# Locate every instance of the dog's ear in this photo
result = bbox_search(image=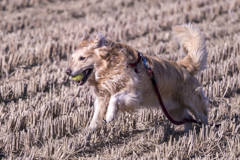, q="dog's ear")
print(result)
[92,34,110,59]
[93,34,107,48]
[81,32,90,41]
[95,47,109,59]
